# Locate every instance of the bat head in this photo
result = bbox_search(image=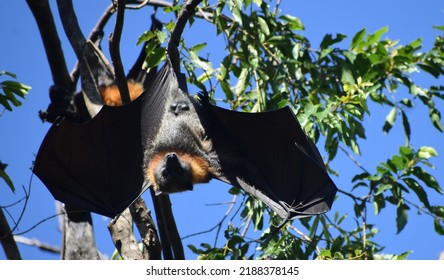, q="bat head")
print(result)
[151,152,194,195]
